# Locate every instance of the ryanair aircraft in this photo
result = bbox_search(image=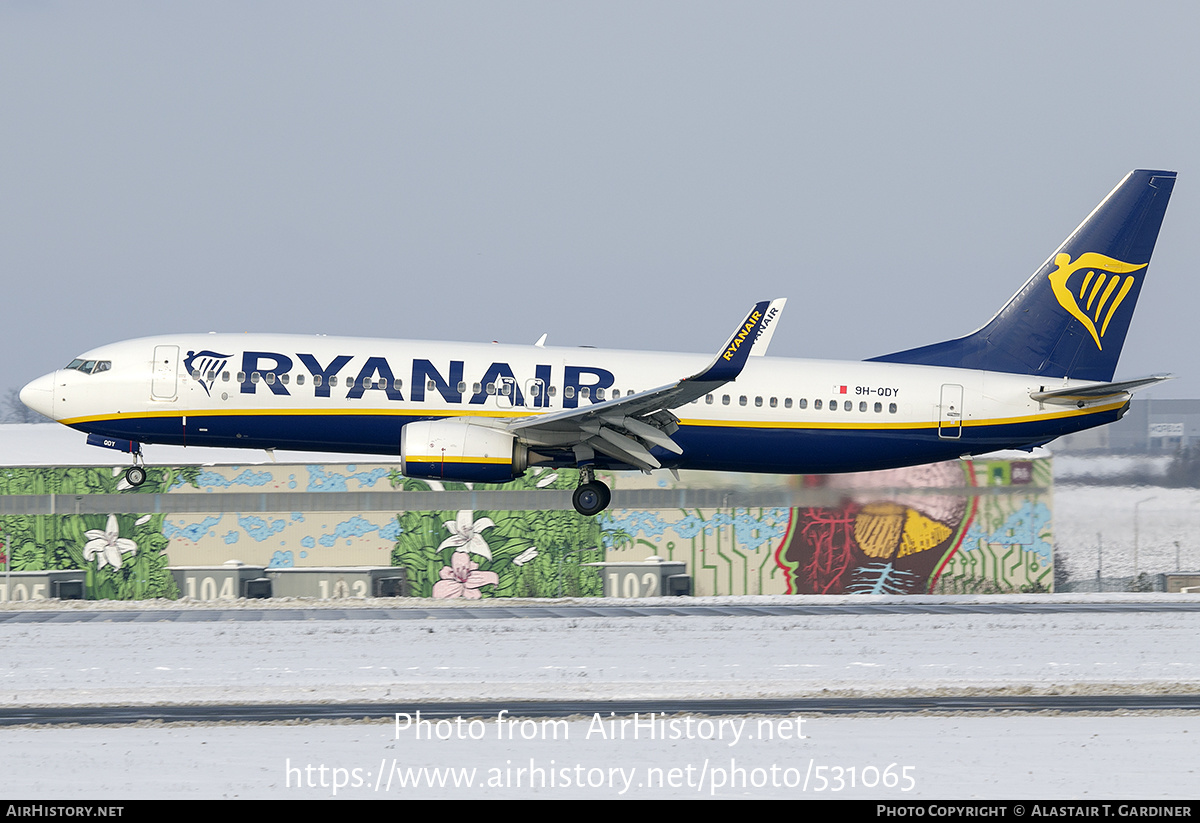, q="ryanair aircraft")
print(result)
[20,170,1176,515]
